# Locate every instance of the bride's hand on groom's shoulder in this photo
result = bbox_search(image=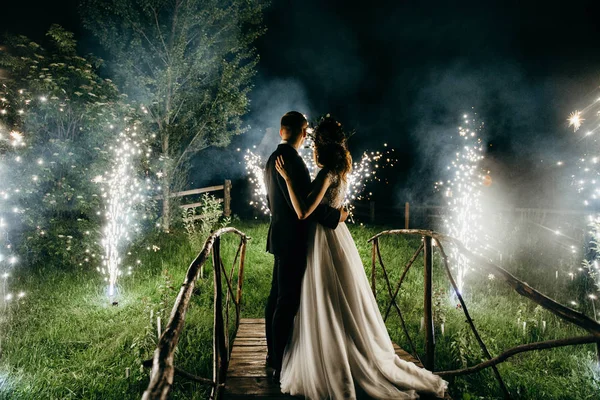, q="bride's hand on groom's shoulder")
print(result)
[275,155,292,181]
